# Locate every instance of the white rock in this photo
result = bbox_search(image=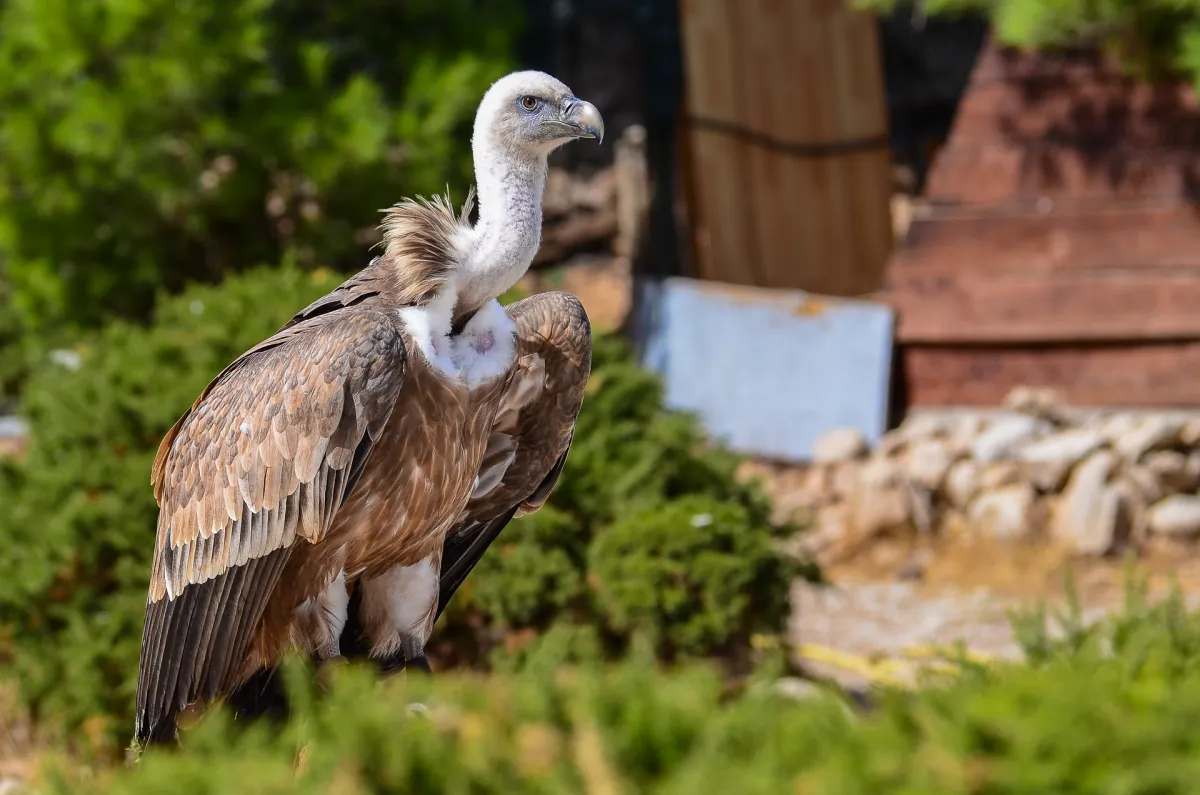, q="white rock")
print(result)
[1109,477,1148,547]
[1181,416,1200,447]
[812,427,869,464]
[1004,385,1070,424]
[944,459,981,509]
[1148,495,1200,537]
[1073,484,1131,556]
[967,484,1037,541]
[859,456,903,488]
[829,462,860,501]
[949,413,990,448]
[1016,429,1106,491]
[850,460,911,537]
[979,461,1022,490]
[1115,416,1184,462]
[877,430,907,458]
[1142,450,1197,495]
[907,483,935,533]
[797,503,852,560]
[1124,465,1165,505]
[1098,413,1138,443]
[896,413,954,440]
[1052,450,1118,554]
[903,439,957,490]
[971,415,1051,463]
[853,486,912,536]
[1018,429,1105,465]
